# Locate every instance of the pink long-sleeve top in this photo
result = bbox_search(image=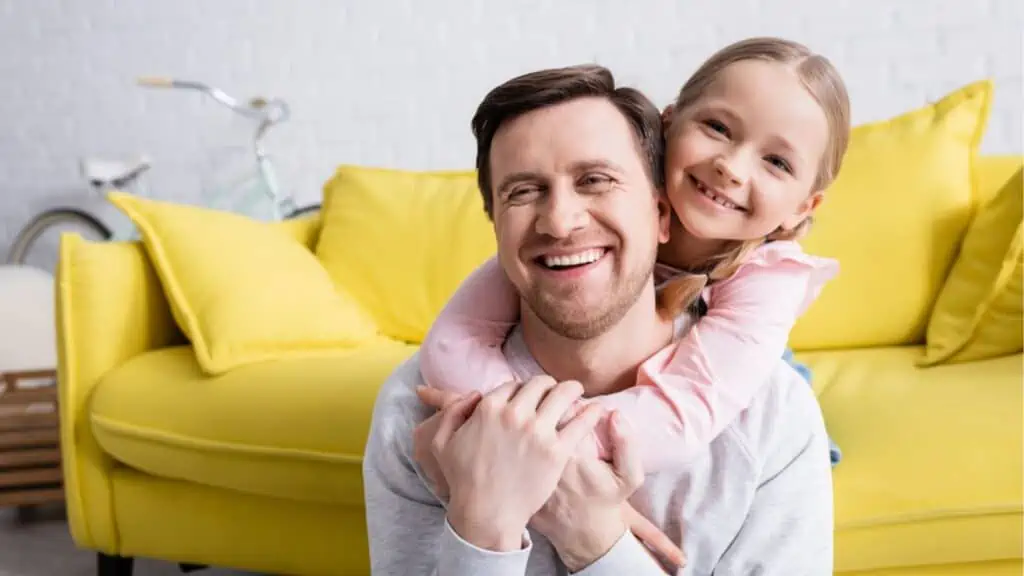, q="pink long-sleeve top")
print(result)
[418,240,838,471]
